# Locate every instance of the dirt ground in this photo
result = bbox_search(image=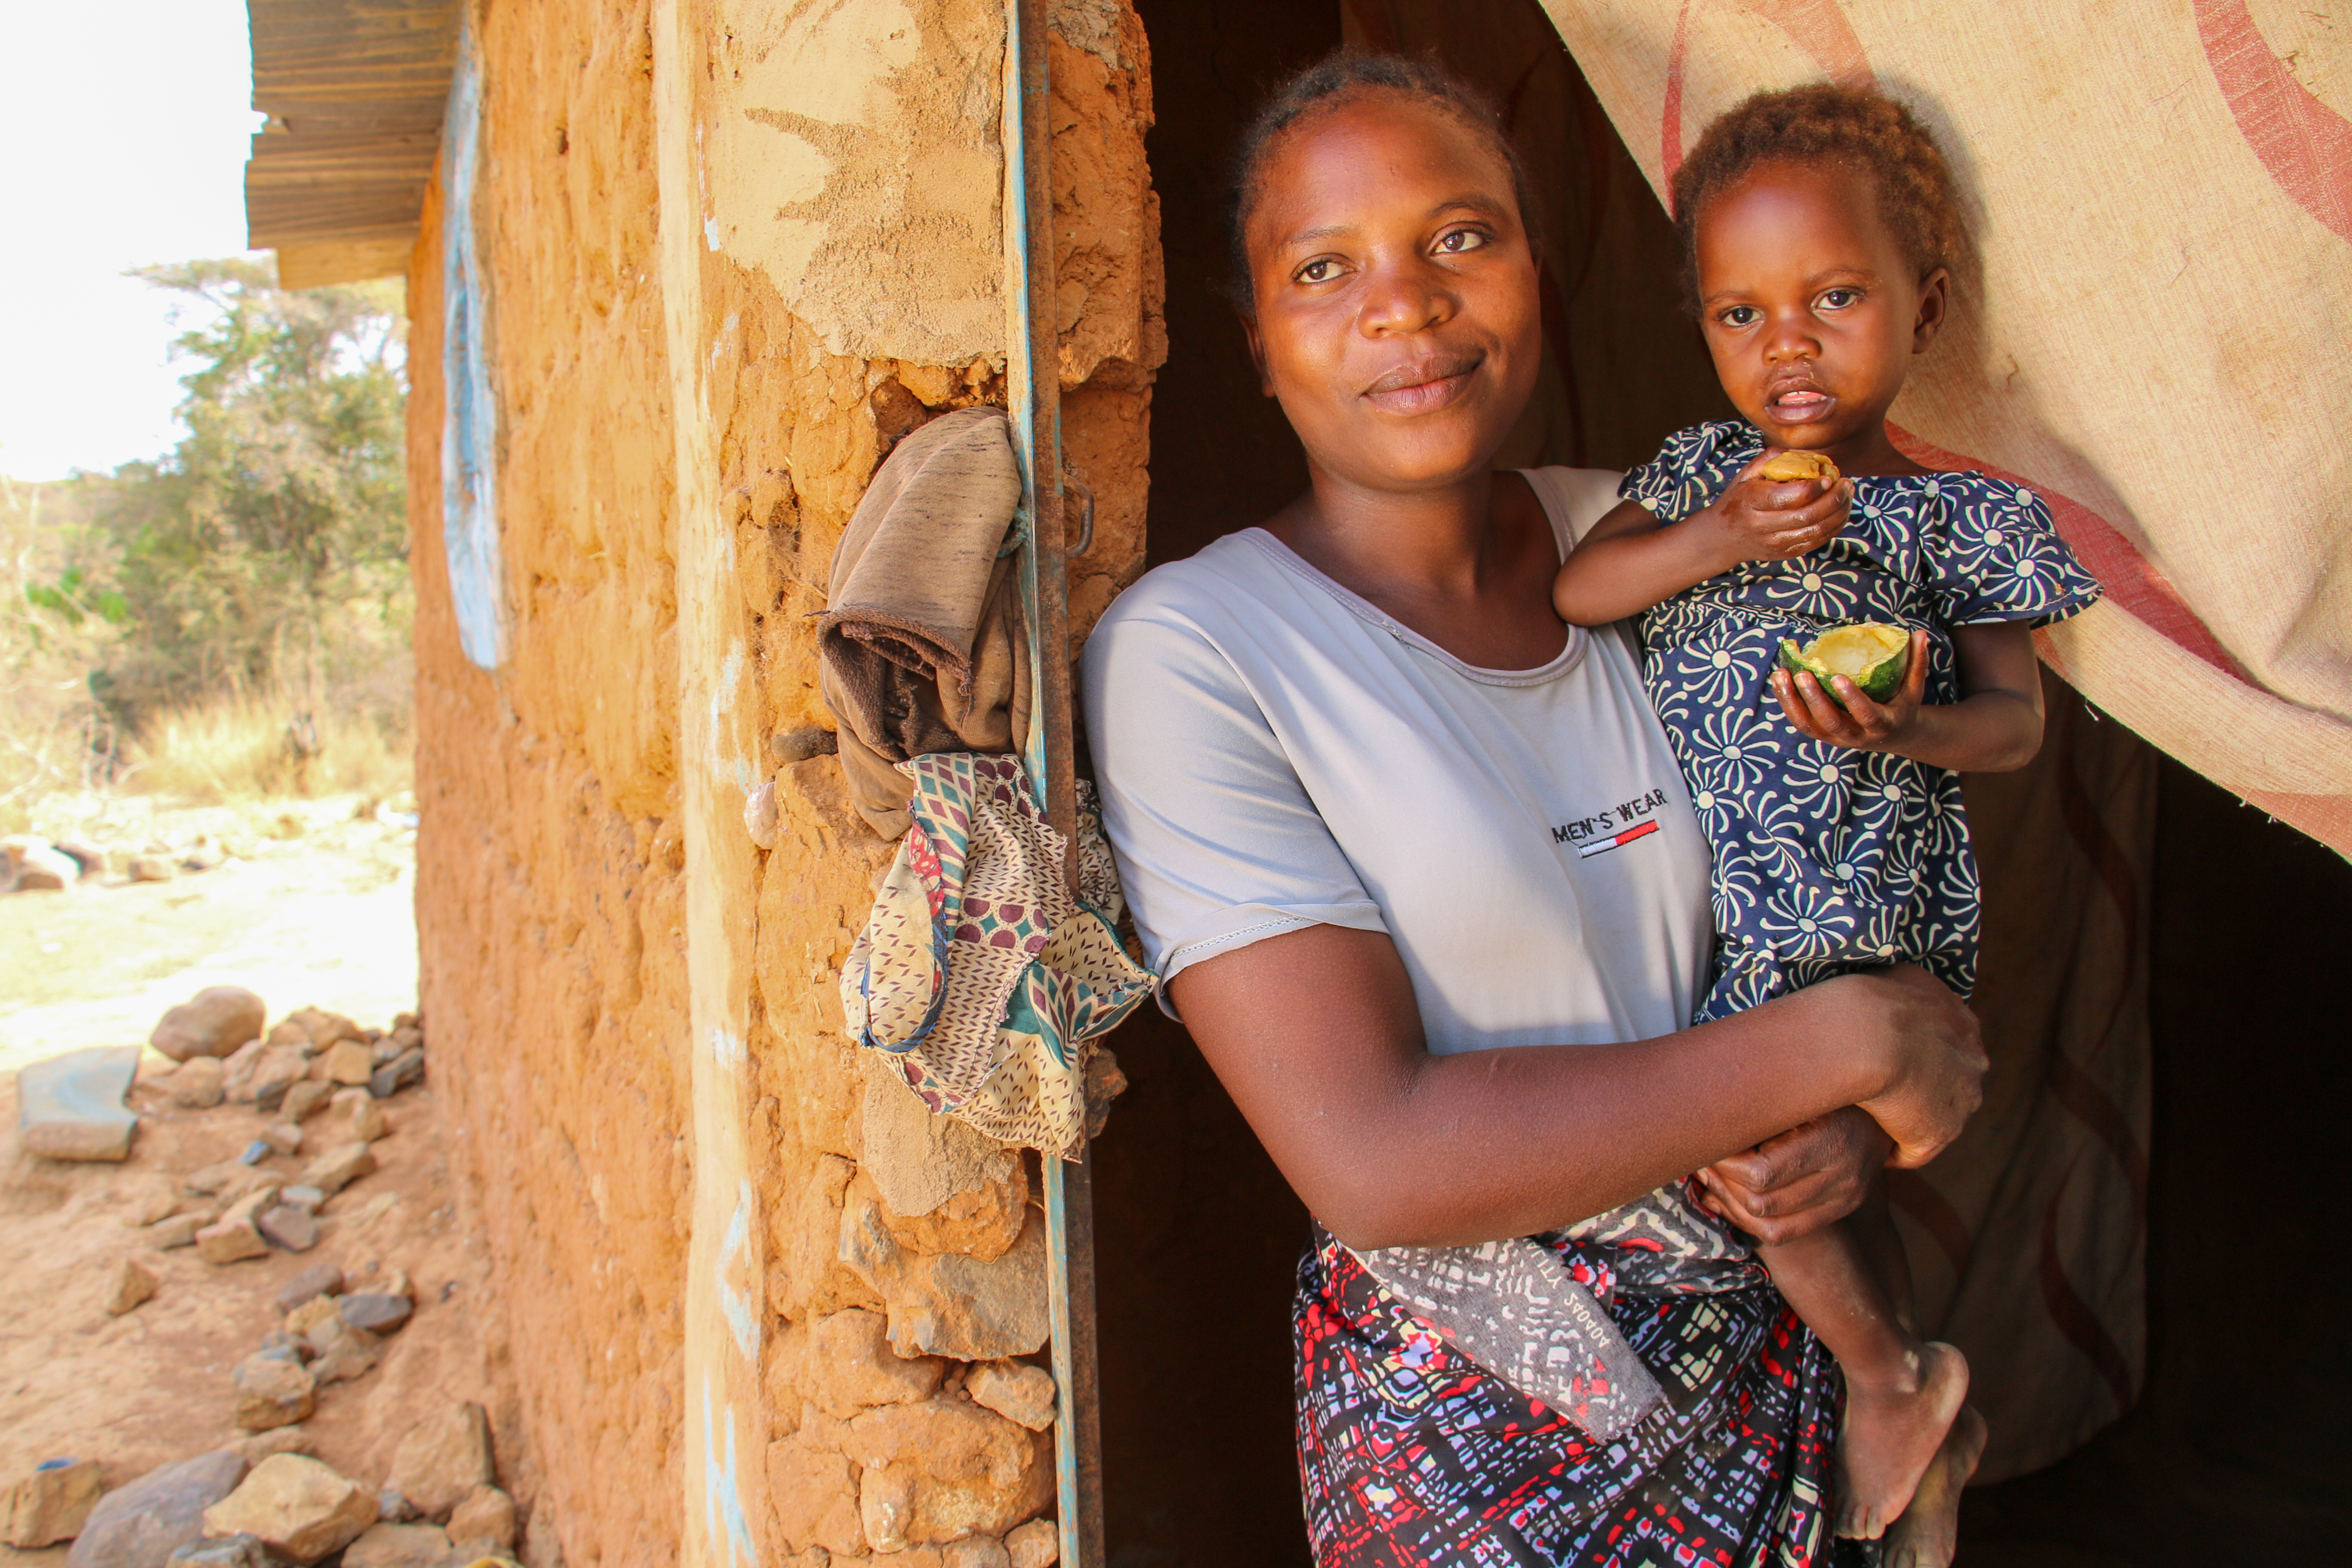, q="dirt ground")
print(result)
[0,794,418,1078]
[0,794,514,1559]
